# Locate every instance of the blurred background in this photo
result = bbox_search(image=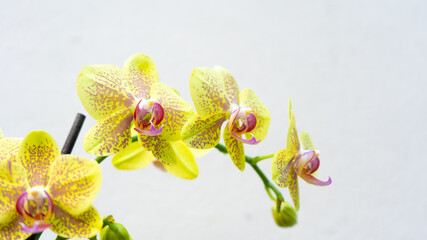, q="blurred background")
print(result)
[1,0,426,239]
